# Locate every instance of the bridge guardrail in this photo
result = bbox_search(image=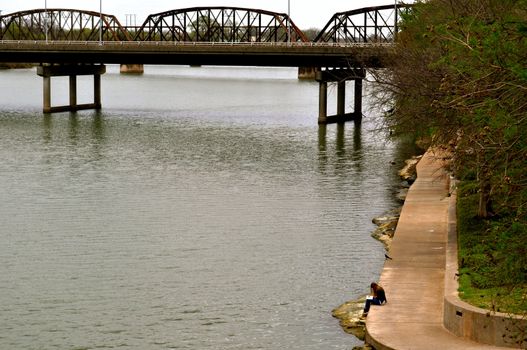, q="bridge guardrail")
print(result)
[0,40,394,48]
